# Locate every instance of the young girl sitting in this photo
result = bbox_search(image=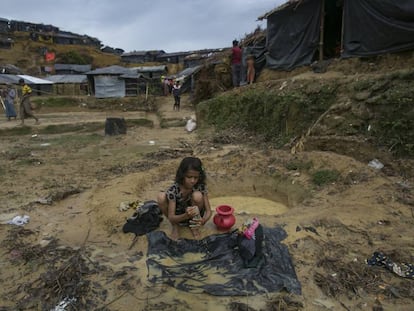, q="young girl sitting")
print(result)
[157,157,212,240]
